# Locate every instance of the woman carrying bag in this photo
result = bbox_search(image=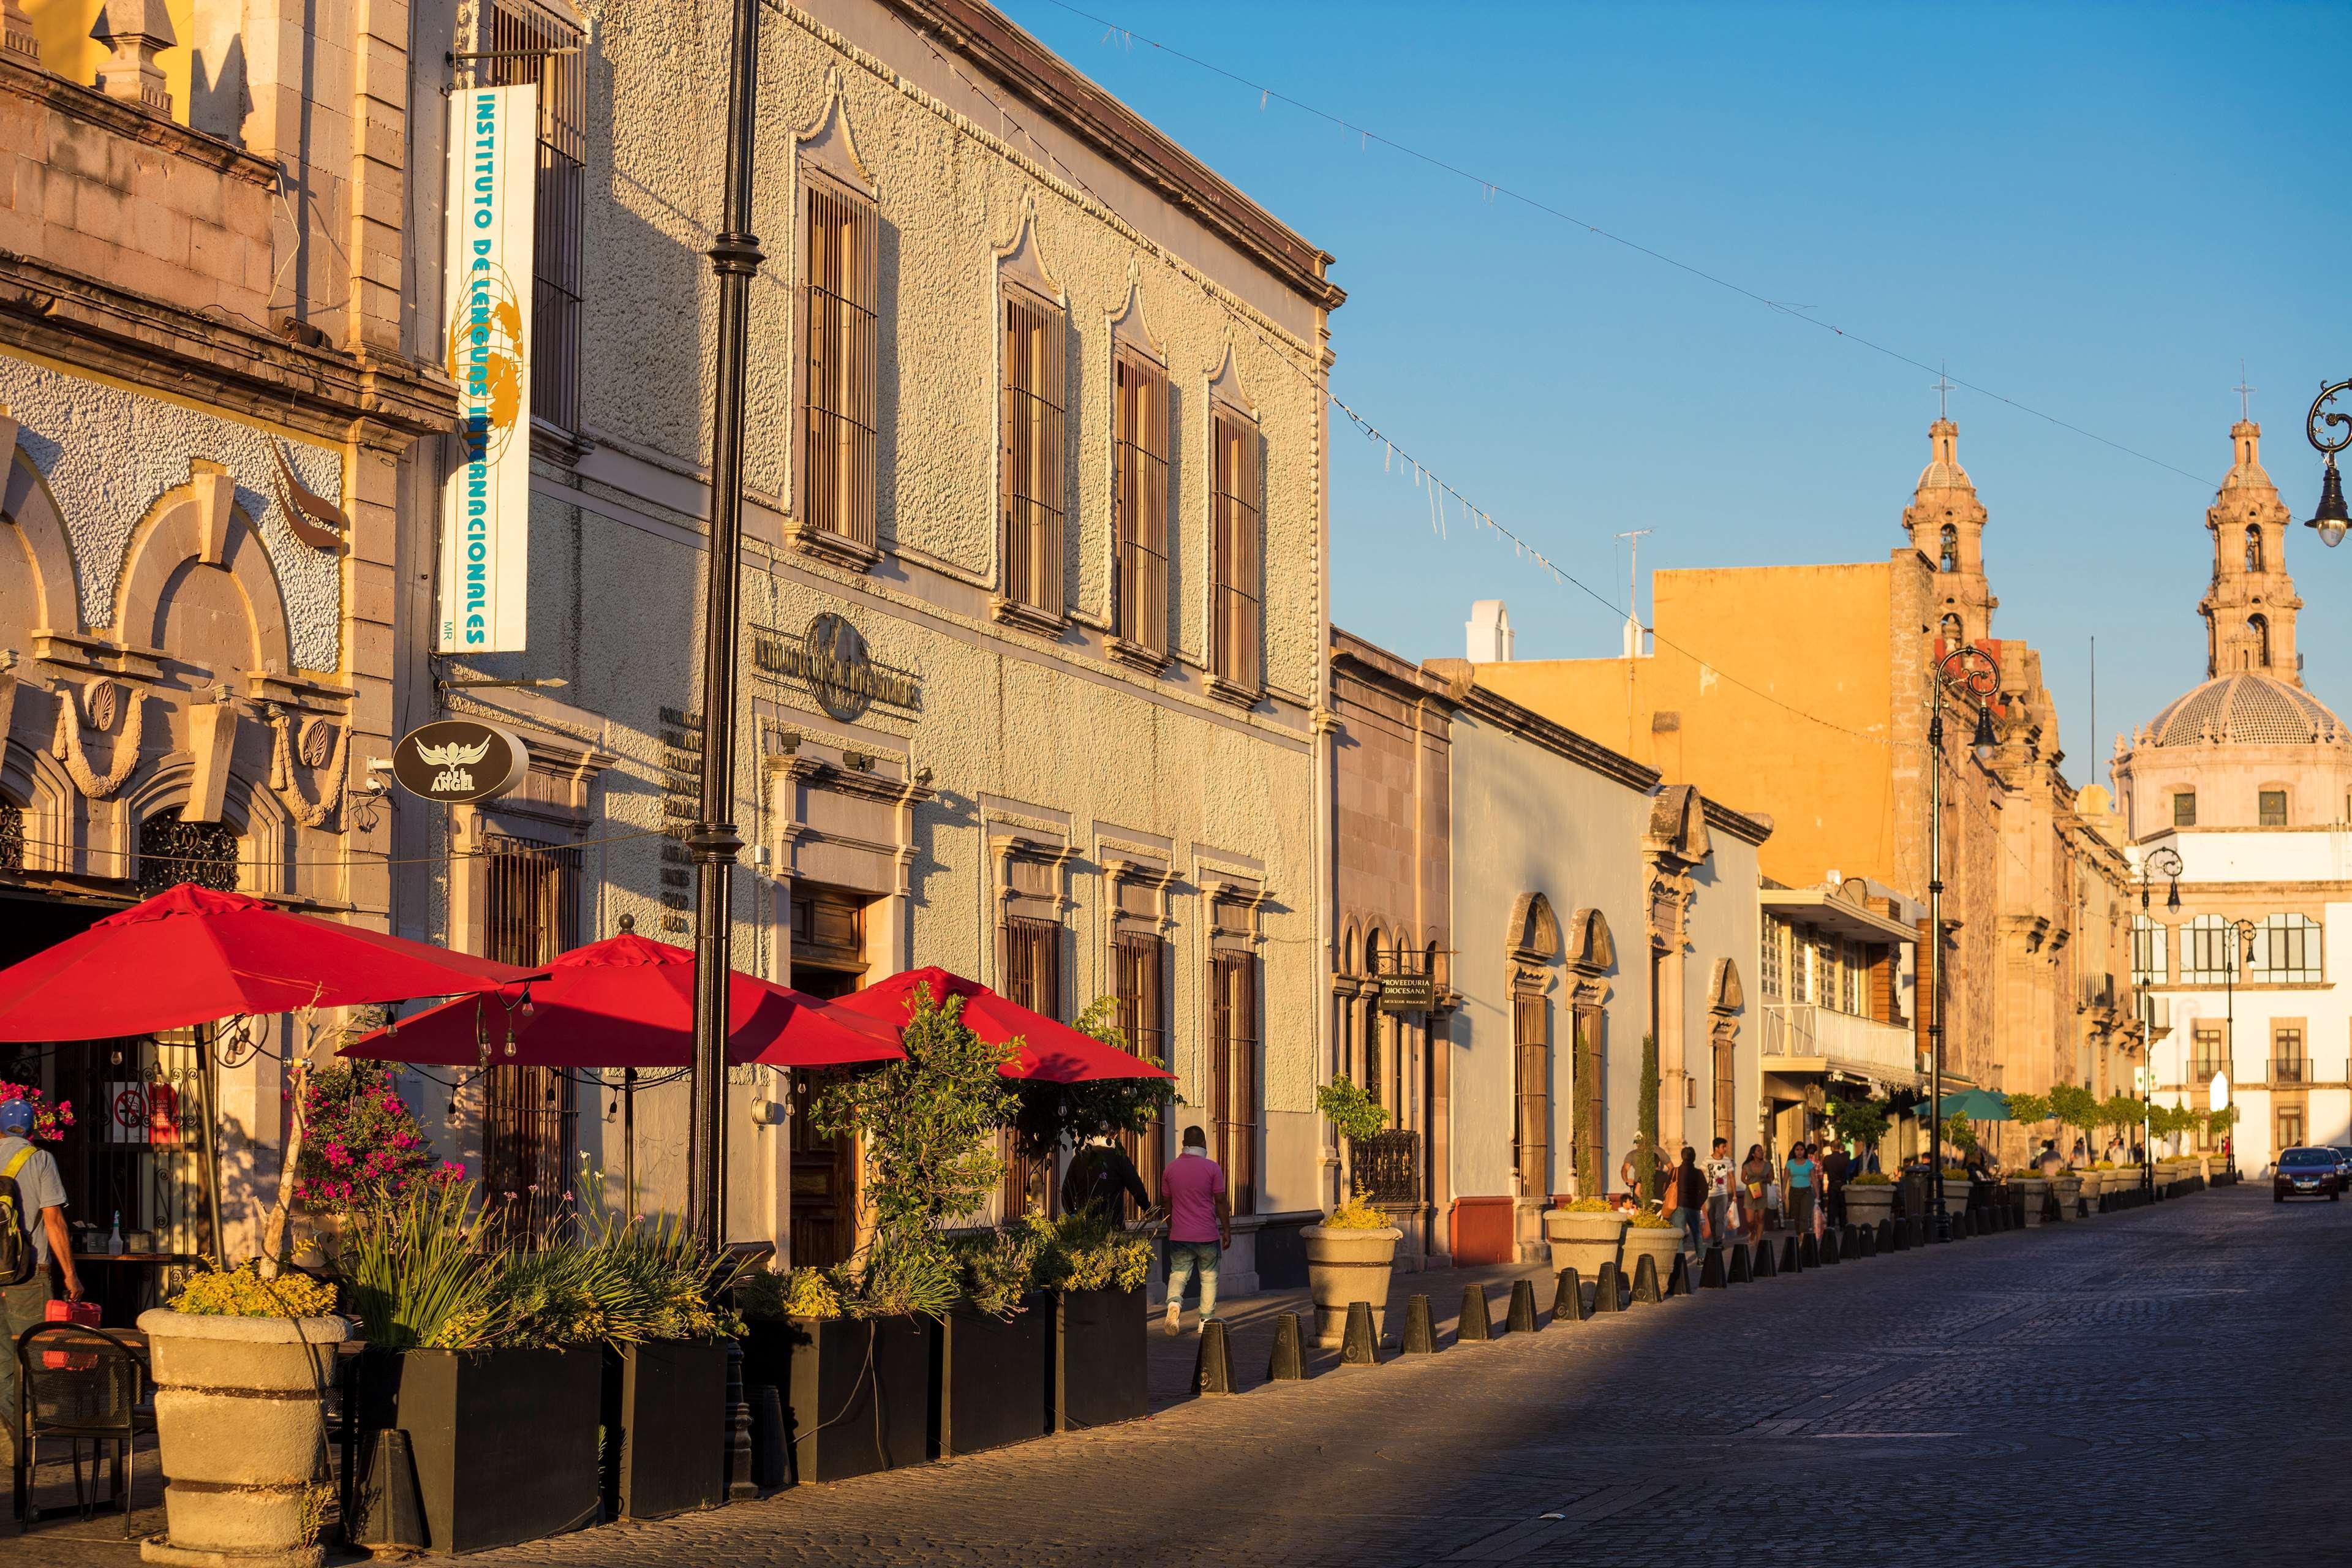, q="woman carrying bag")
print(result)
[1740,1143,1771,1235]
